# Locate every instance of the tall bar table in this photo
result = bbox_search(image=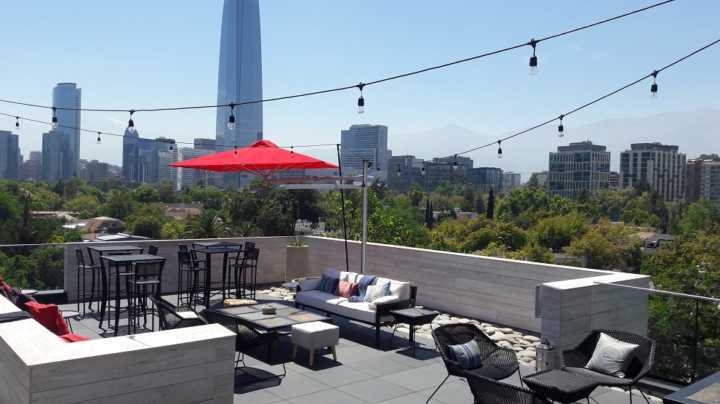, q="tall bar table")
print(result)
[191,242,243,308]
